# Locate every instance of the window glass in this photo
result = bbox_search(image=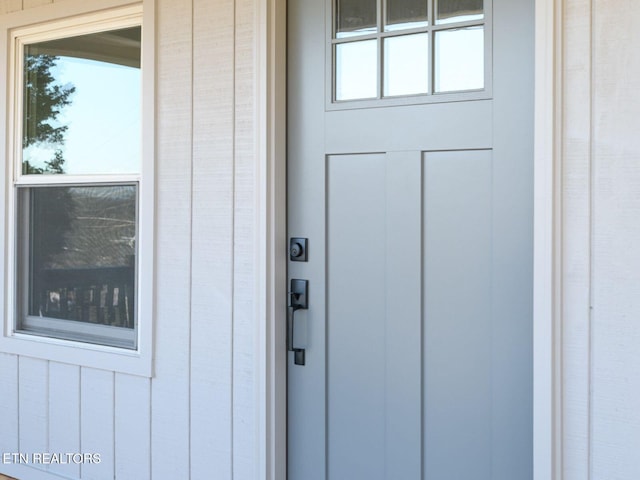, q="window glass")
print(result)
[434,26,484,92]
[383,33,429,96]
[436,0,483,25]
[332,0,489,103]
[14,22,142,351]
[336,0,377,38]
[335,40,378,100]
[18,185,137,349]
[385,0,428,31]
[22,27,141,175]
